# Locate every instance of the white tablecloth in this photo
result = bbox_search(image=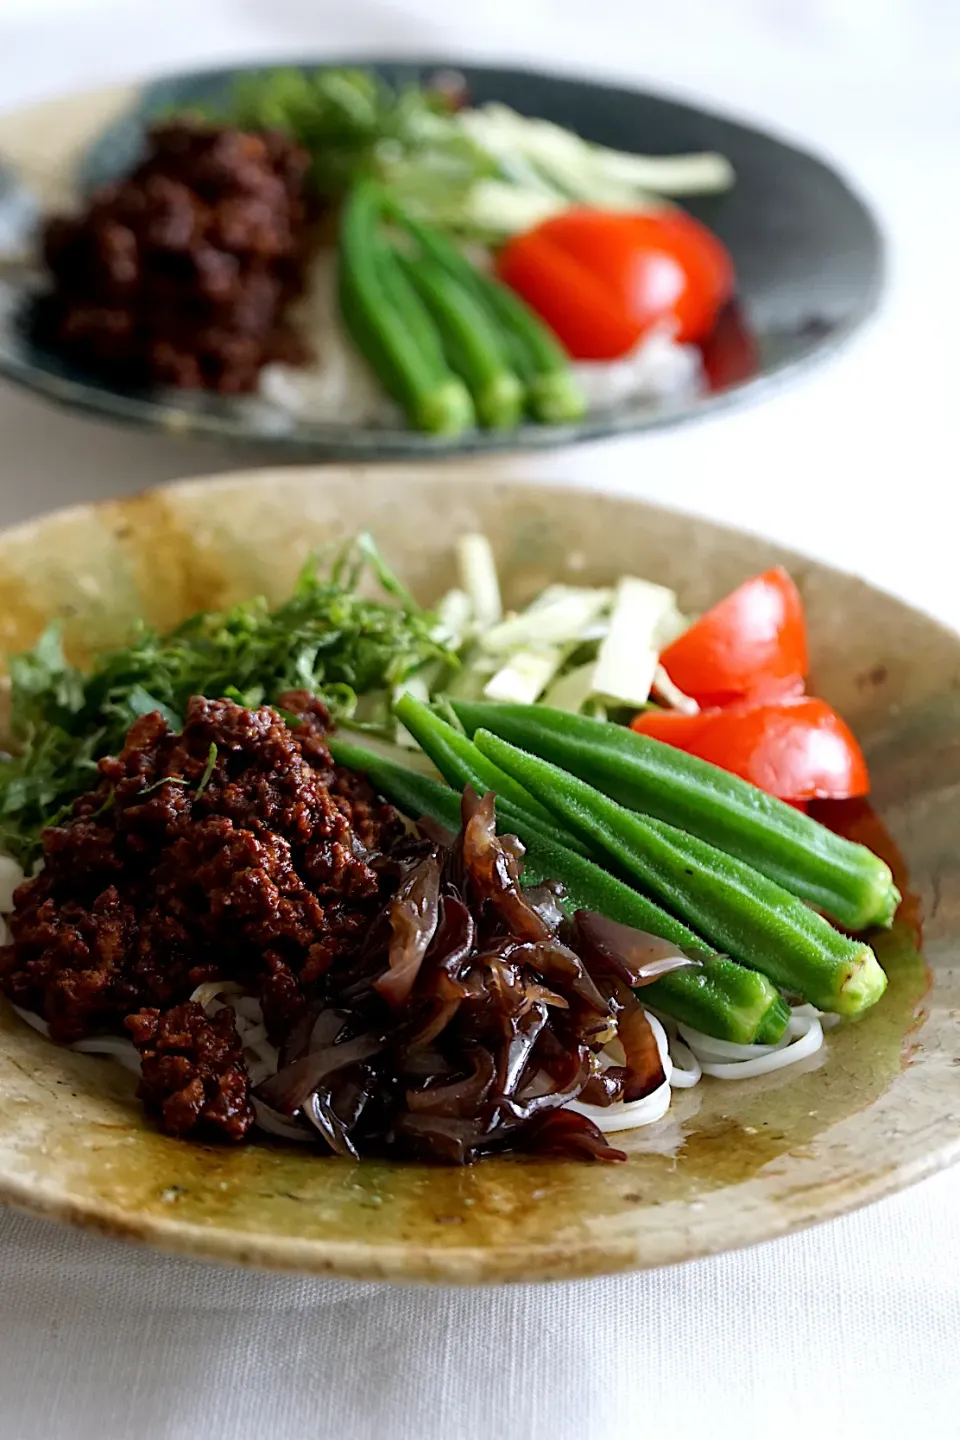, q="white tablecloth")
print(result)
[0,3,958,1437]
